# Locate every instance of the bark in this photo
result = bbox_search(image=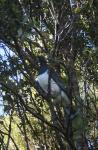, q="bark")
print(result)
[93,0,98,47]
